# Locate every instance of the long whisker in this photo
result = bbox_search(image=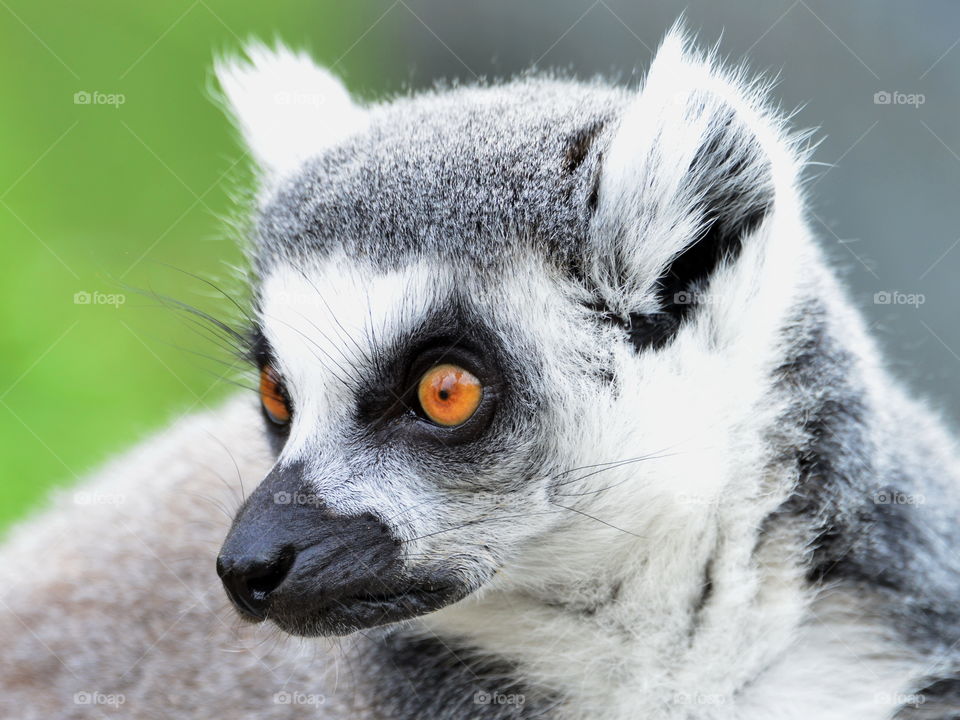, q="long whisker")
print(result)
[548,500,647,539]
[293,262,372,368]
[404,510,565,543]
[203,430,248,505]
[552,451,682,496]
[264,313,355,391]
[287,306,361,380]
[153,263,253,325]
